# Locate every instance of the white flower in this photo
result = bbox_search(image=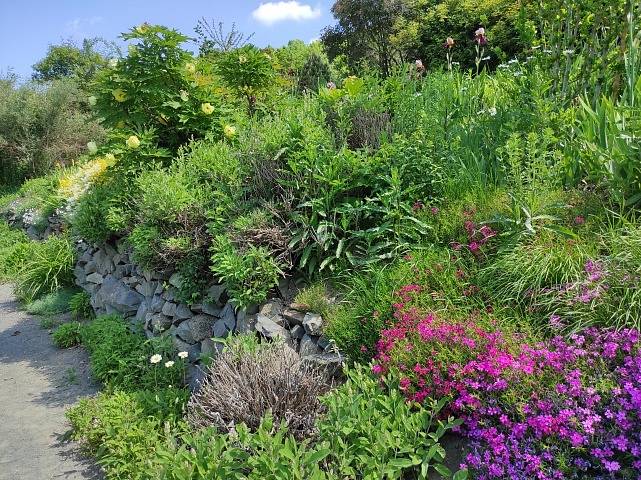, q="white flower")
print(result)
[482,56,491,61]
[508,58,519,64]
[150,354,162,364]
[87,141,98,154]
[488,107,497,116]
[165,361,175,368]
[108,58,118,68]
[563,49,575,55]
[178,351,188,359]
